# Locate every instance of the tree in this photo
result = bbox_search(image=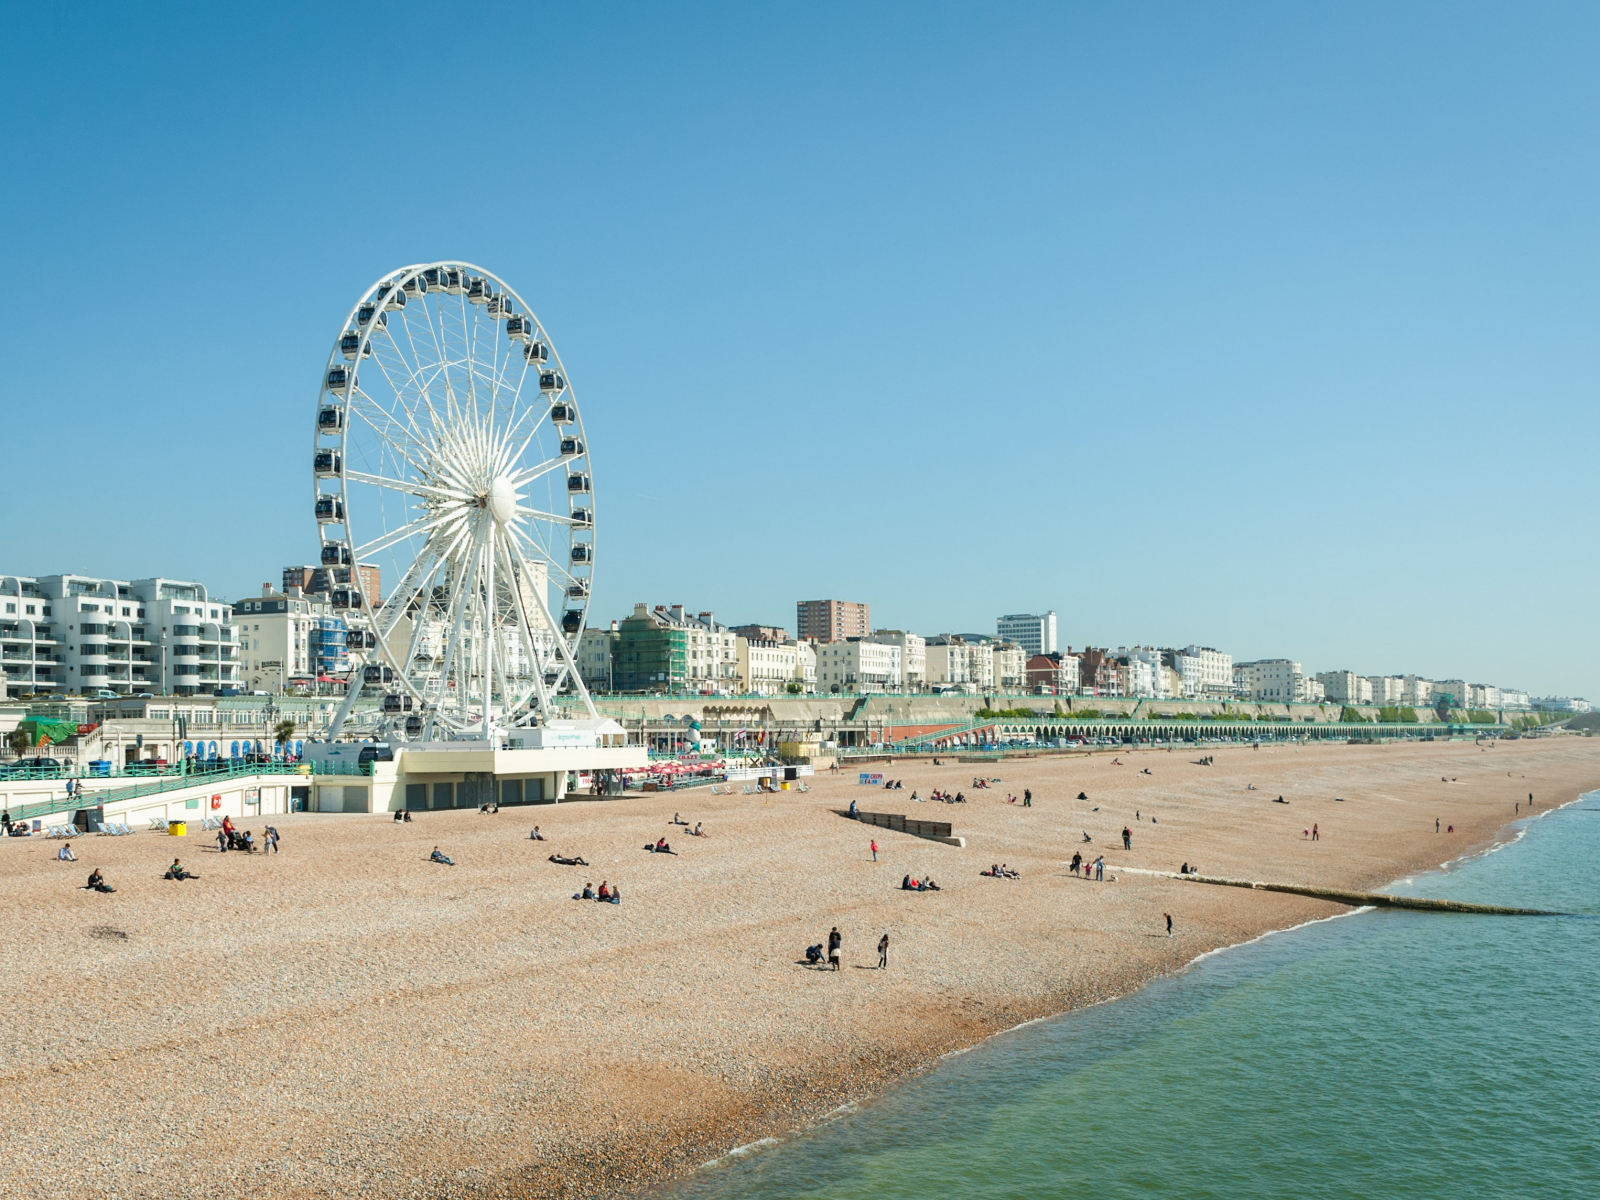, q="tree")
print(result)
[7,726,31,759]
[273,718,297,757]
